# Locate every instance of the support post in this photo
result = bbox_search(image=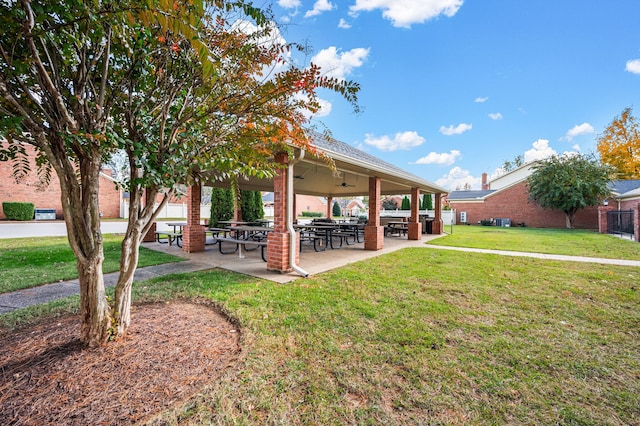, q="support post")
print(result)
[365,176,384,250]
[408,187,422,240]
[182,182,205,253]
